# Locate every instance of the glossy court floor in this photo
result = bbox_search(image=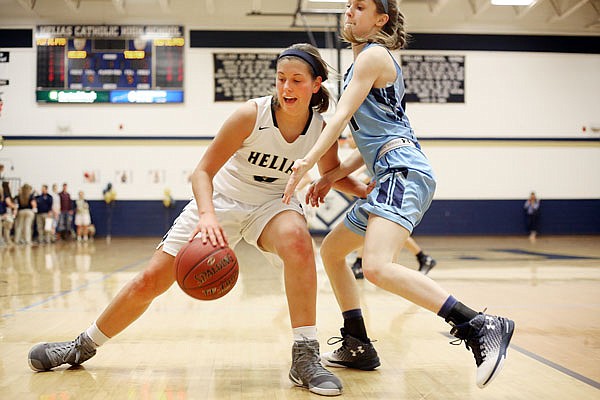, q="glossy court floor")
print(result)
[1,235,599,399]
